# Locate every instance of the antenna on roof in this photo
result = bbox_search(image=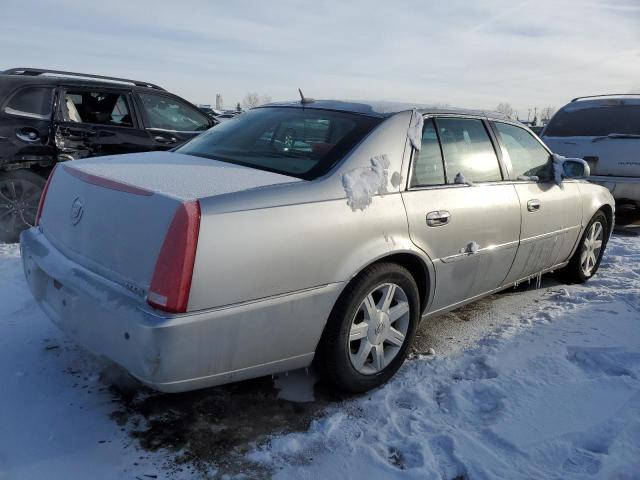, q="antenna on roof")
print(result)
[298,88,314,104]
